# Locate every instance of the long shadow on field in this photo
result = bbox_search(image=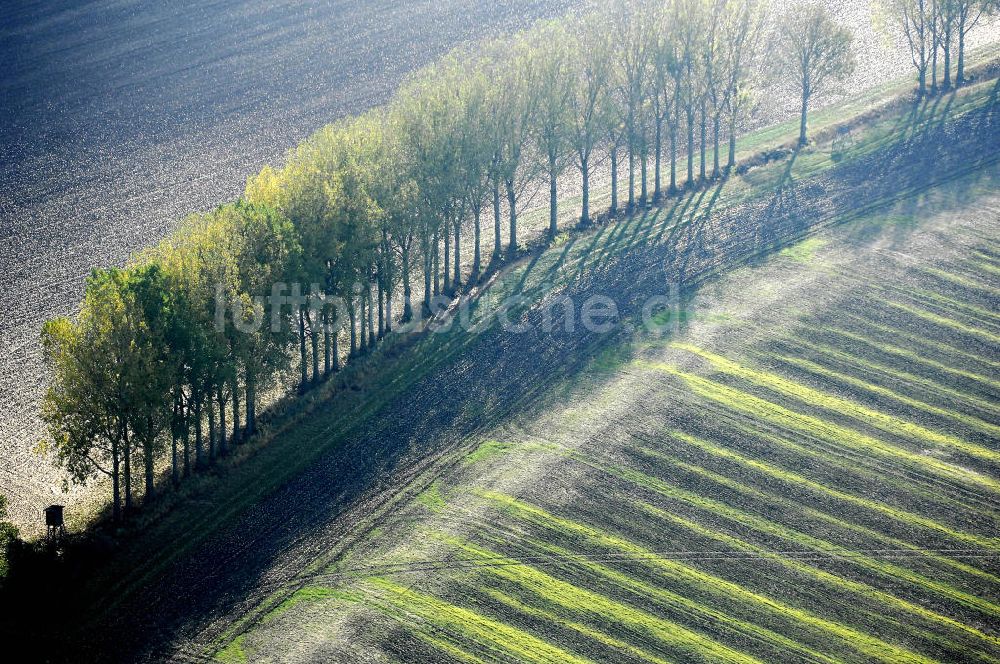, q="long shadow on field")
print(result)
[60,86,1000,662]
